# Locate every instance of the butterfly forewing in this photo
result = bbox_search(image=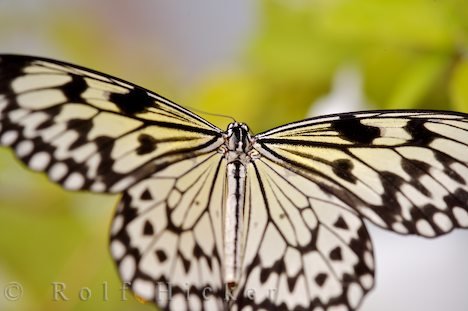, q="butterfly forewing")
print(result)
[0,54,223,193]
[255,111,468,237]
